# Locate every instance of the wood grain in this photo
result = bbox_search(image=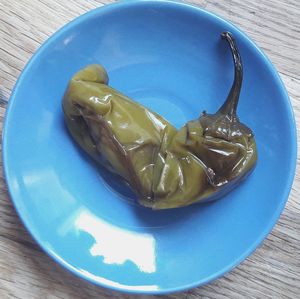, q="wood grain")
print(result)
[0,0,299,298]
